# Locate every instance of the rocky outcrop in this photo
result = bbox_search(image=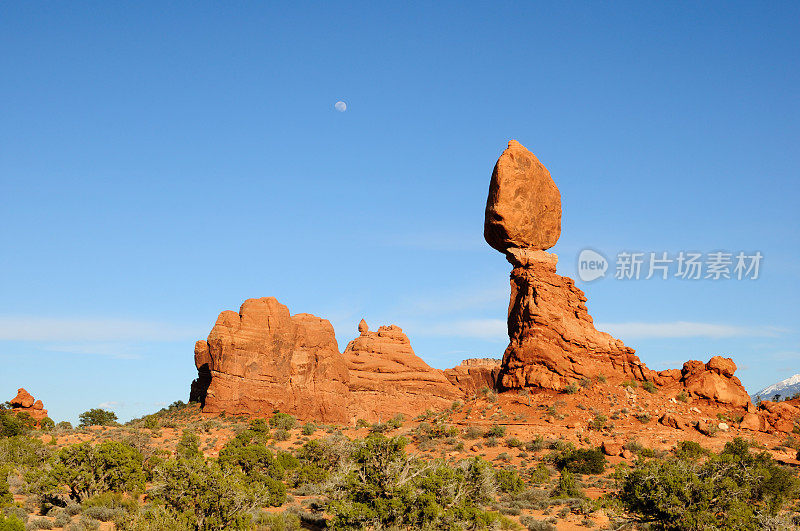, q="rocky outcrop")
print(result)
[191,299,464,422]
[757,400,799,433]
[9,388,48,421]
[676,357,750,408]
[443,358,501,394]
[192,297,352,422]
[344,322,460,421]
[495,248,653,390]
